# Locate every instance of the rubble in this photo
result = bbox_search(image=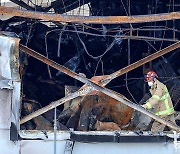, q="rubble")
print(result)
[95,121,121,131]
